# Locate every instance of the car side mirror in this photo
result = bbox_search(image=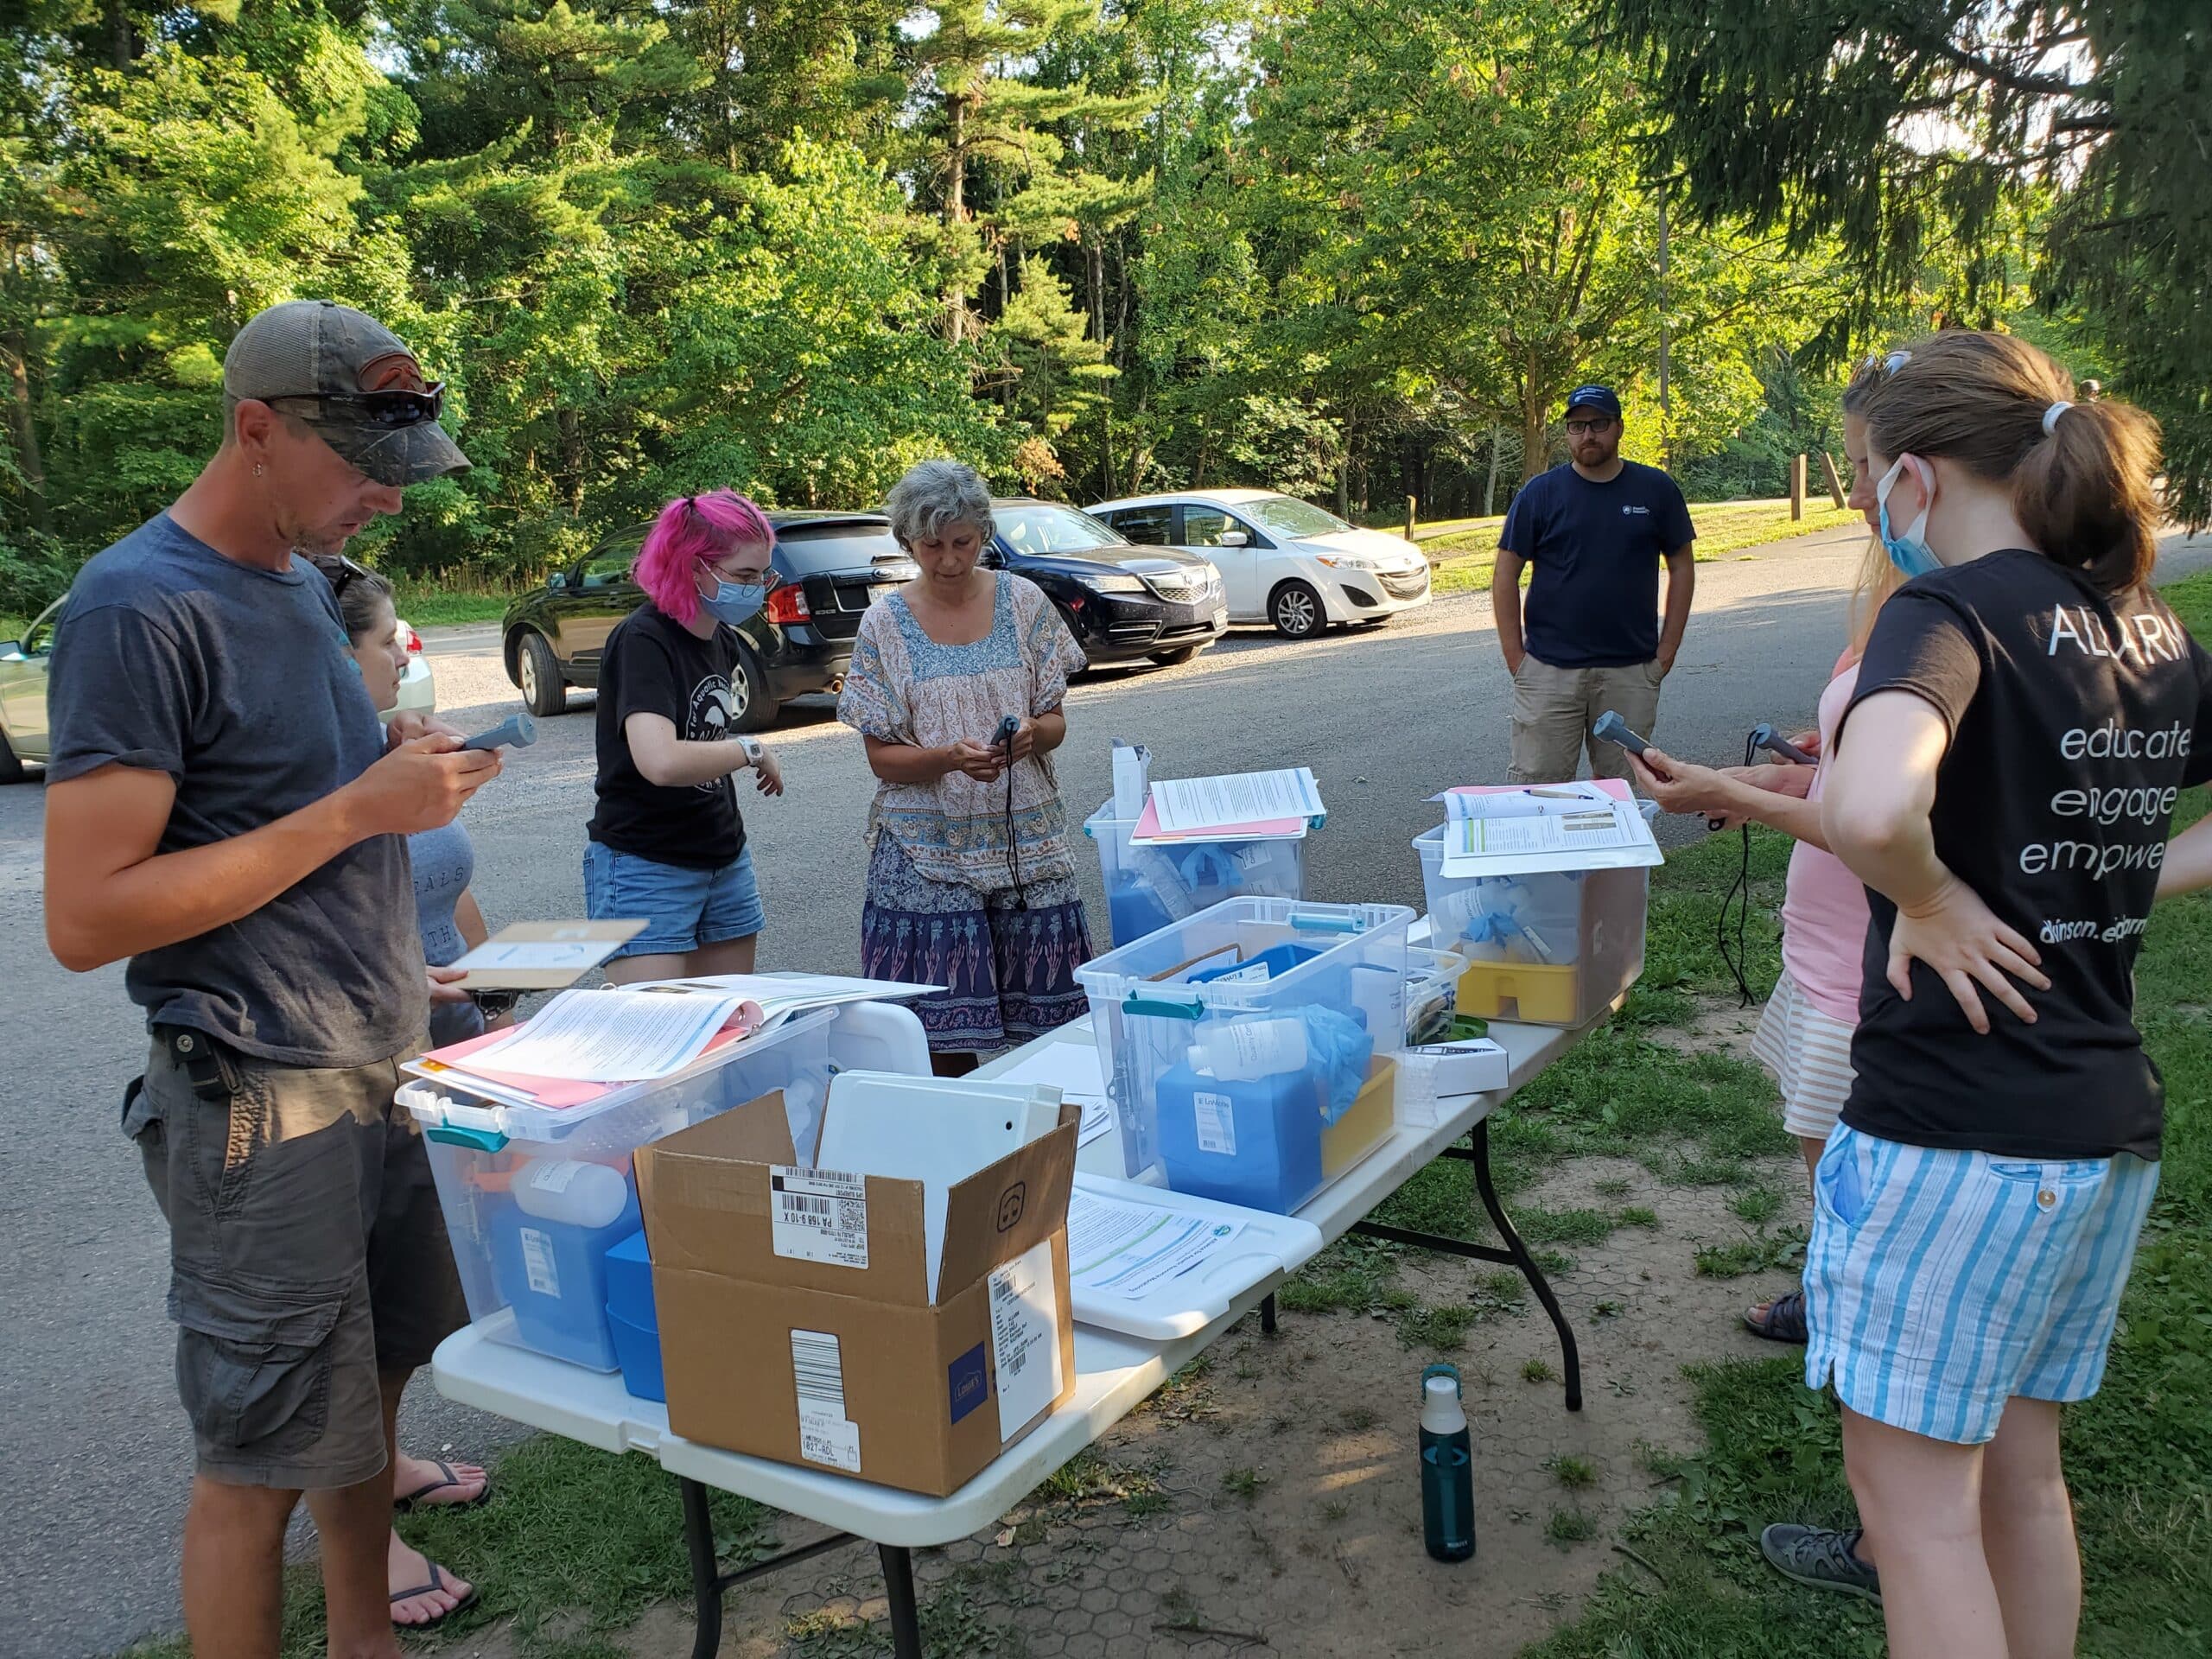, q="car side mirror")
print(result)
[1217,530,1249,548]
[0,640,19,659]
[547,572,568,590]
